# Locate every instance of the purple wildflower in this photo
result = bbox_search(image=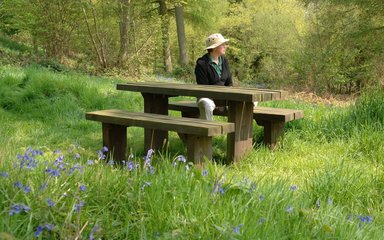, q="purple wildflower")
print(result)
[47,198,55,207]
[74,153,81,159]
[102,146,109,152]
[1,172,9,178]
[125,161,135,171]
[23,185,31,193]
[97,150,106,160]
[13,181,23,189]
[74,201,85,212]
[149,166,155,175]
[233,224,243,234]
[202,169,208,176]
[87,160,95,165]
[69,164,83,175]
[107,160,114,166]
[34,224,54,237]
[89,224,99,240]
[79,185,86,191]
[259,195,265,201]
[249,182,256,192]
[359,216,373,224]
[46,168,60,177]
[290,185,297,191]
[53,149,61,154]
[9,204,30,215]
[16,147,42,170]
